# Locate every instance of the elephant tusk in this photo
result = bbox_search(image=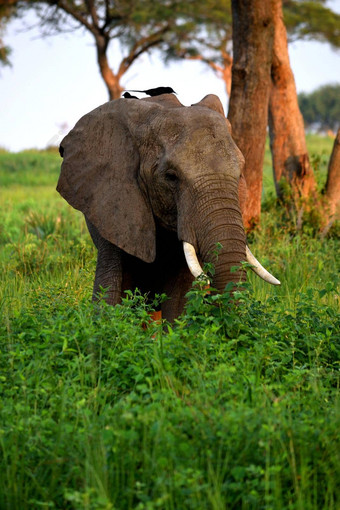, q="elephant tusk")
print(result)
[183,242,209,281]
[246,246,281,285]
